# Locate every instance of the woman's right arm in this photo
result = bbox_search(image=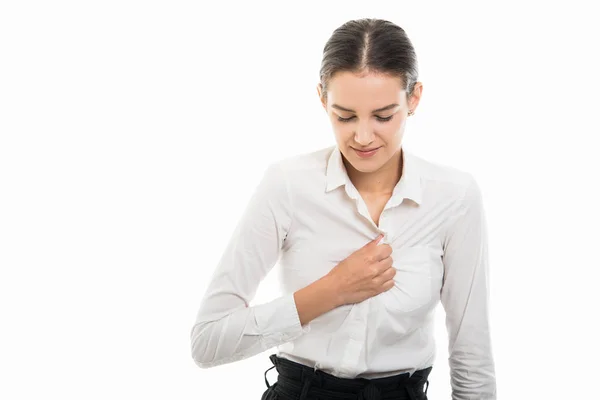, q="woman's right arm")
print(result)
[190,162,340,369]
